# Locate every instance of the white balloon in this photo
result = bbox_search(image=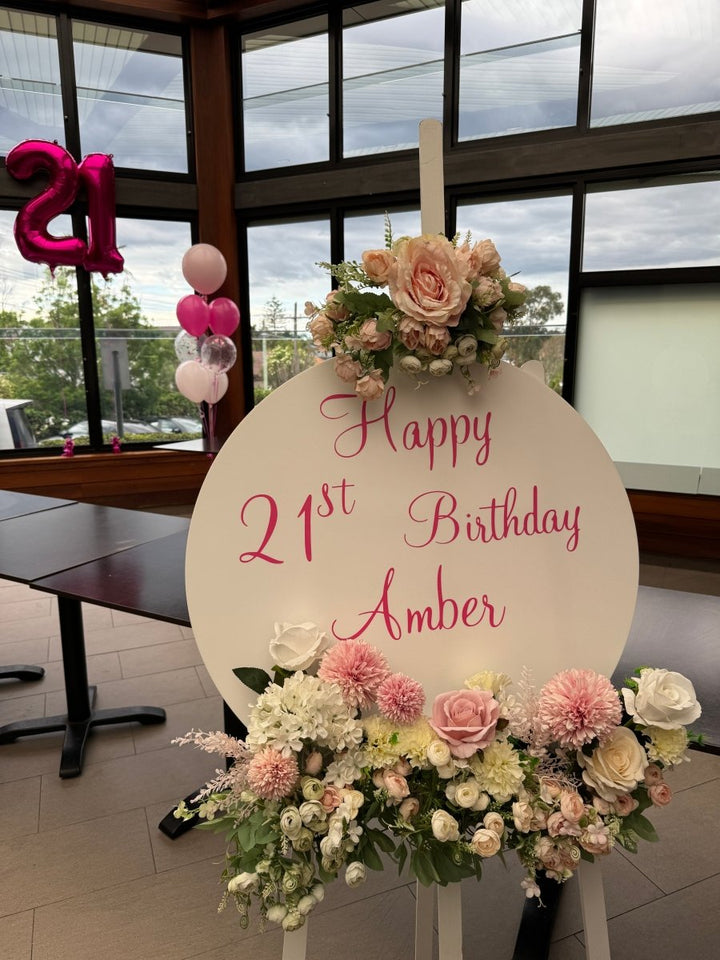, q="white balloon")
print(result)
[203,372,229,405]
[175,360,211,403]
